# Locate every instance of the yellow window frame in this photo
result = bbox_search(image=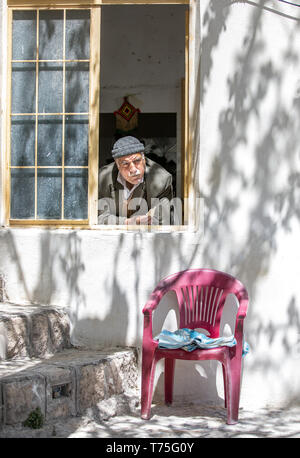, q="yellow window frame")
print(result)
[5,0,193,230]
